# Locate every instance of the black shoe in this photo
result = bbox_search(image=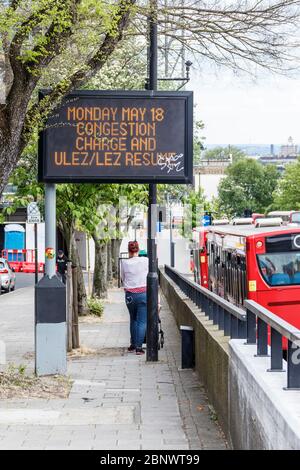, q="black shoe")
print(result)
[128,345,135,352]
[136,348,145,355]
